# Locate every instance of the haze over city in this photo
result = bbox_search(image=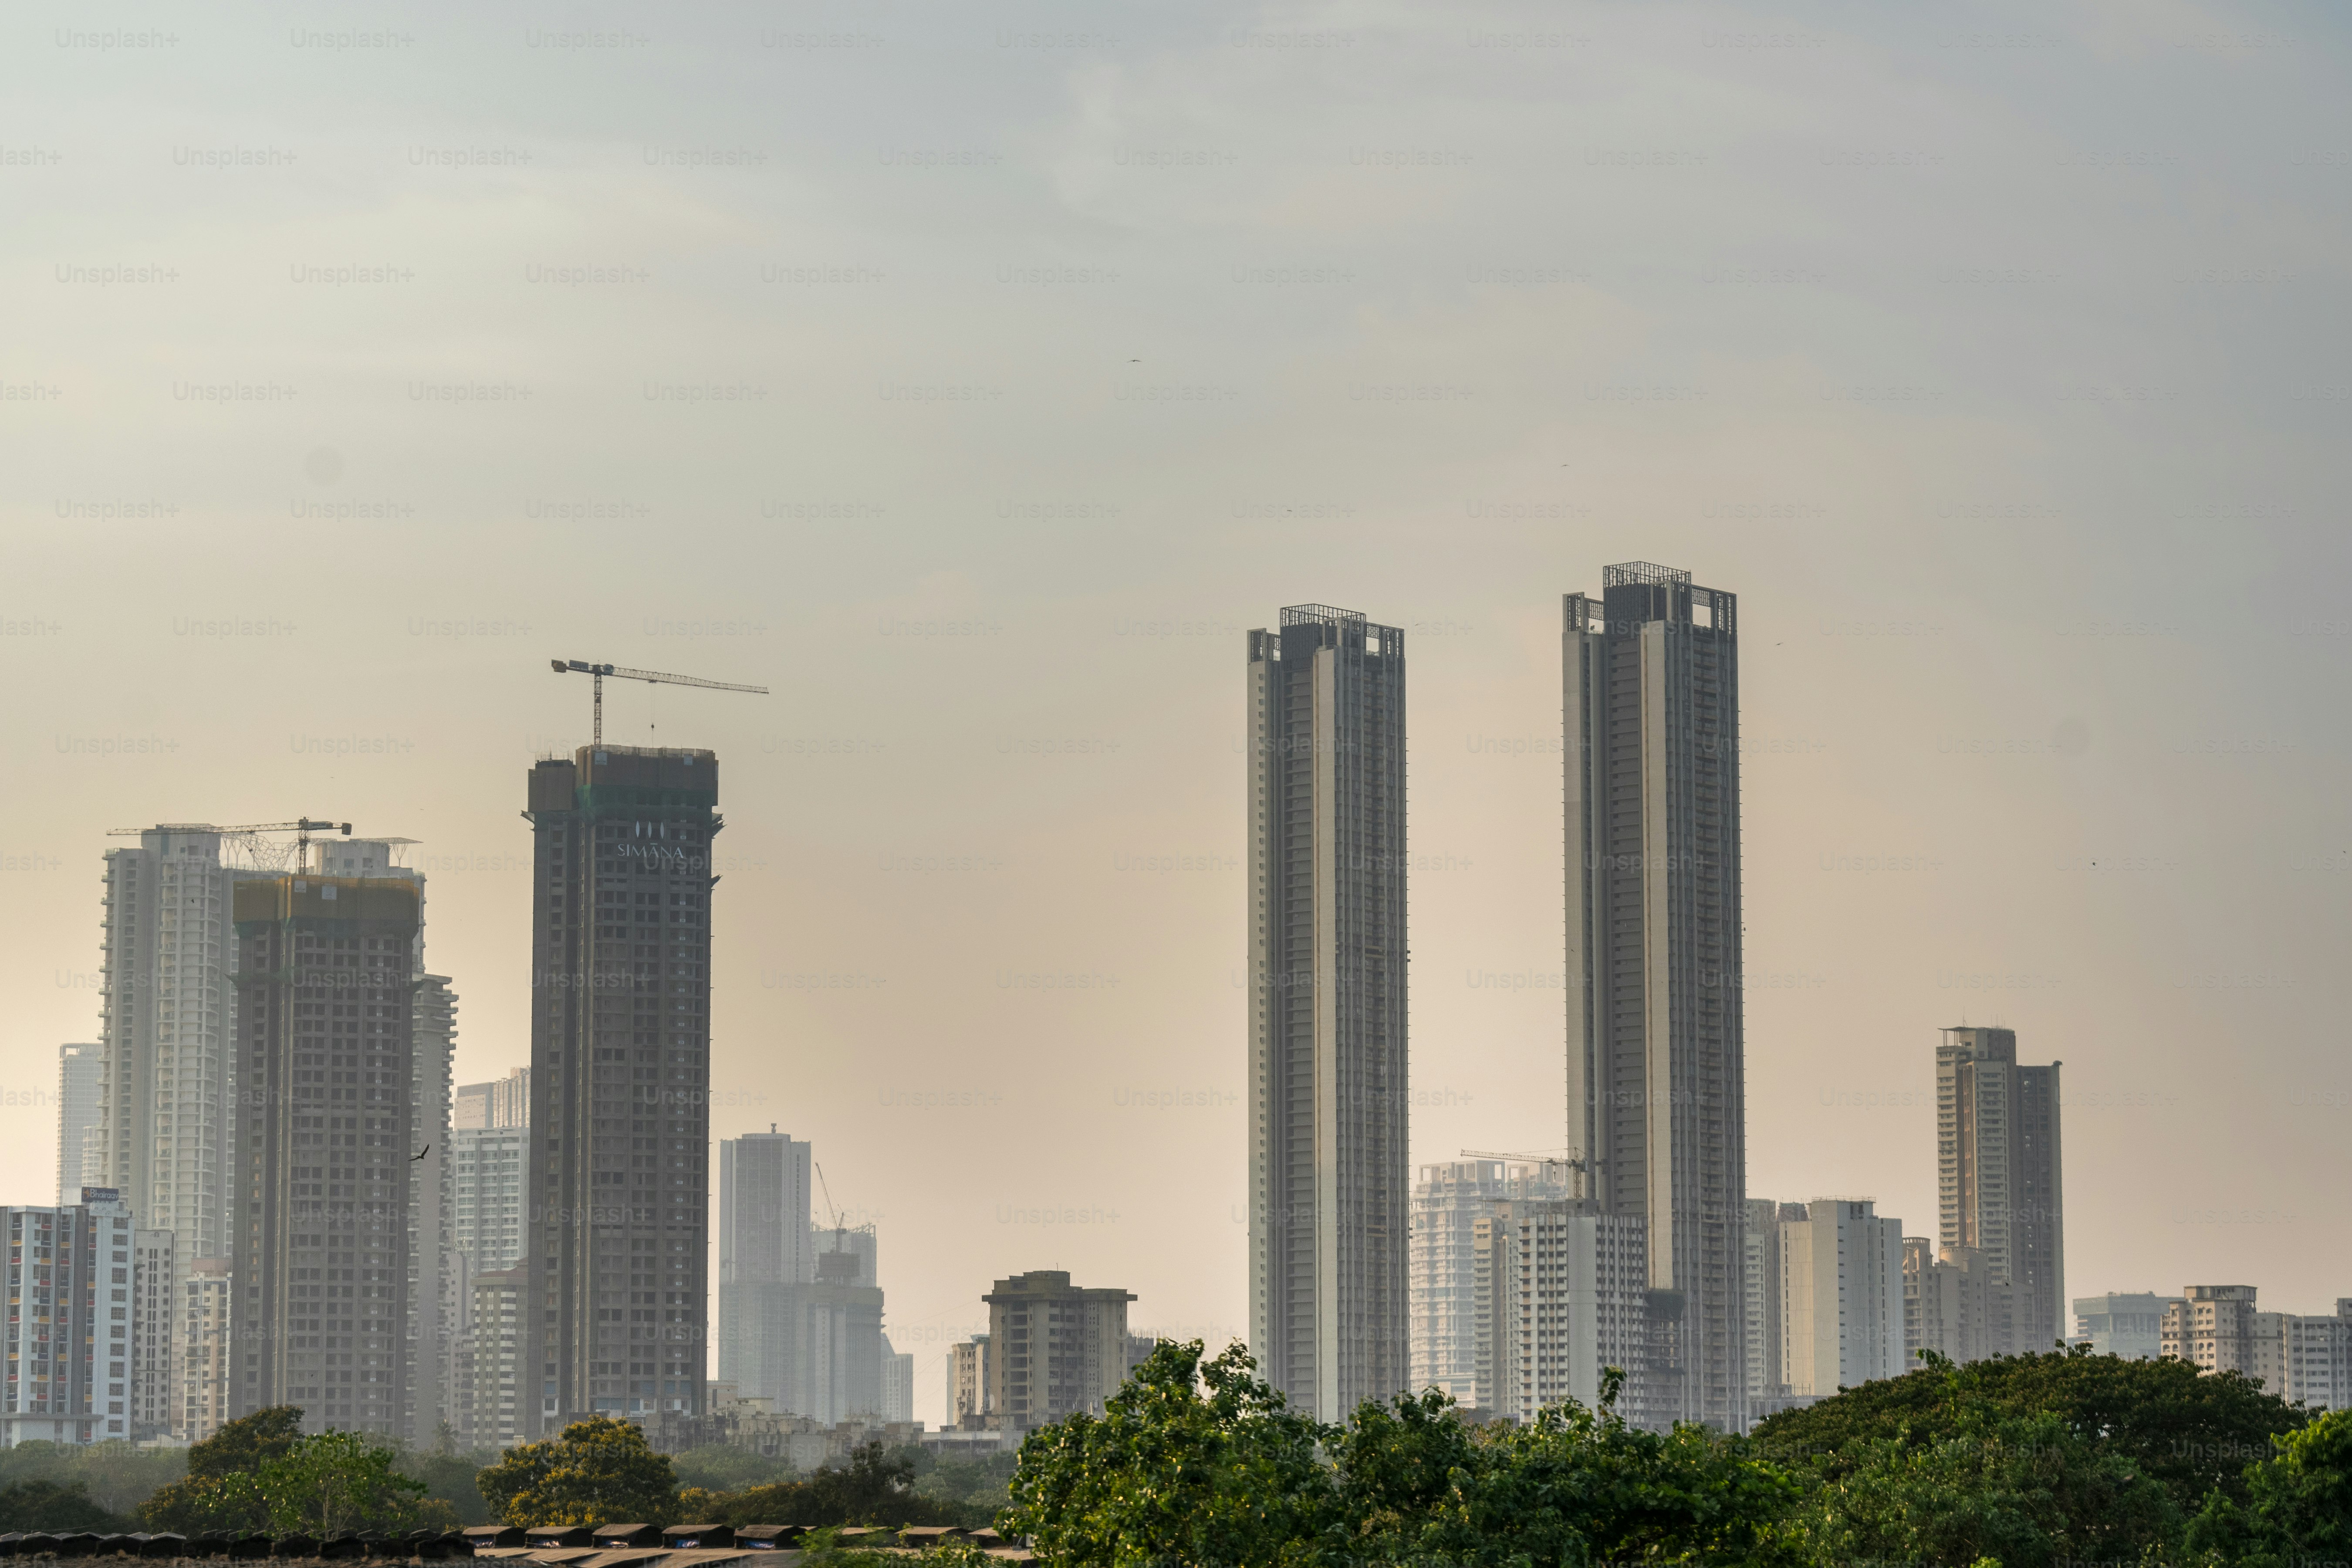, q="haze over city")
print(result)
[5,0,2347,1440]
